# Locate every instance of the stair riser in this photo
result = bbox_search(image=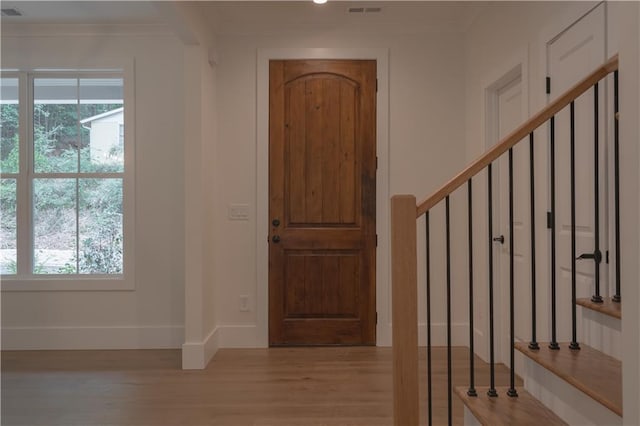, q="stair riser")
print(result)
[463,407,483,425]
[520,354,622,425]
[579,306,621,360]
